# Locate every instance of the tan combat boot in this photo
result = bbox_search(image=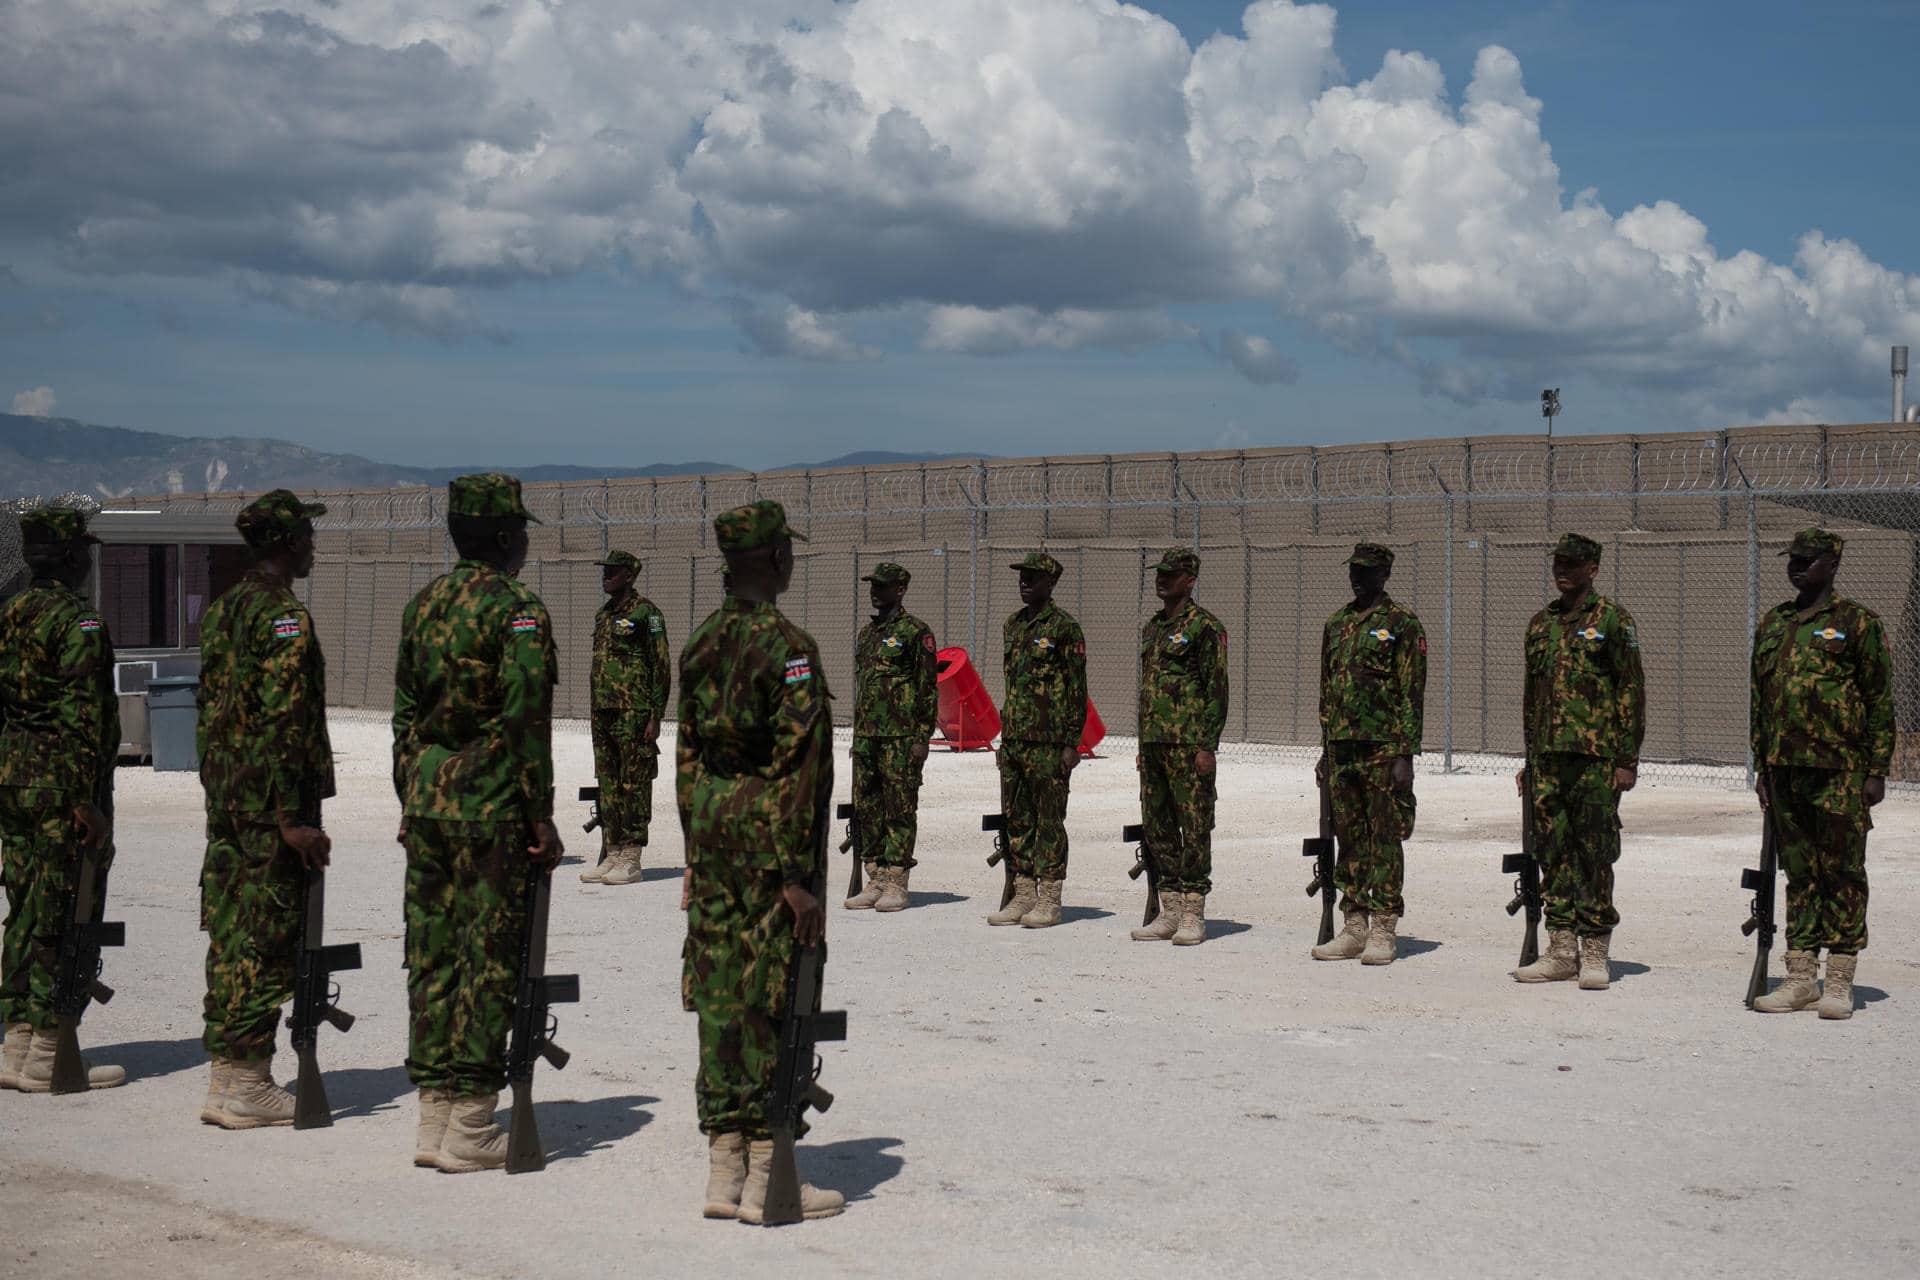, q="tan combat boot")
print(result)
[704,1131,749,1219]
[987,876,1037,925]
[1171,893,1206,946]
[198,1057,234,1124]
[736,1139,846,1223]
[17,1028,126,1091]
[1753,949,1818,1012]
[600,844,645,886]
[1360,912,1399,966]
[1577,932,1612,990]
[436,1093,508,1173]
[1818,952,1857,1020]
[1514,930,1578,983]
[0,1022,33,1090]
[843,863,883,910]
[1020,879,1064,929]
[873,867,911,913]
[415,1088,452,1168]
[208,1056,295,1128]
[1312,910,1369,961]
[579,848,610,883]
[1130,892,1180,942]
